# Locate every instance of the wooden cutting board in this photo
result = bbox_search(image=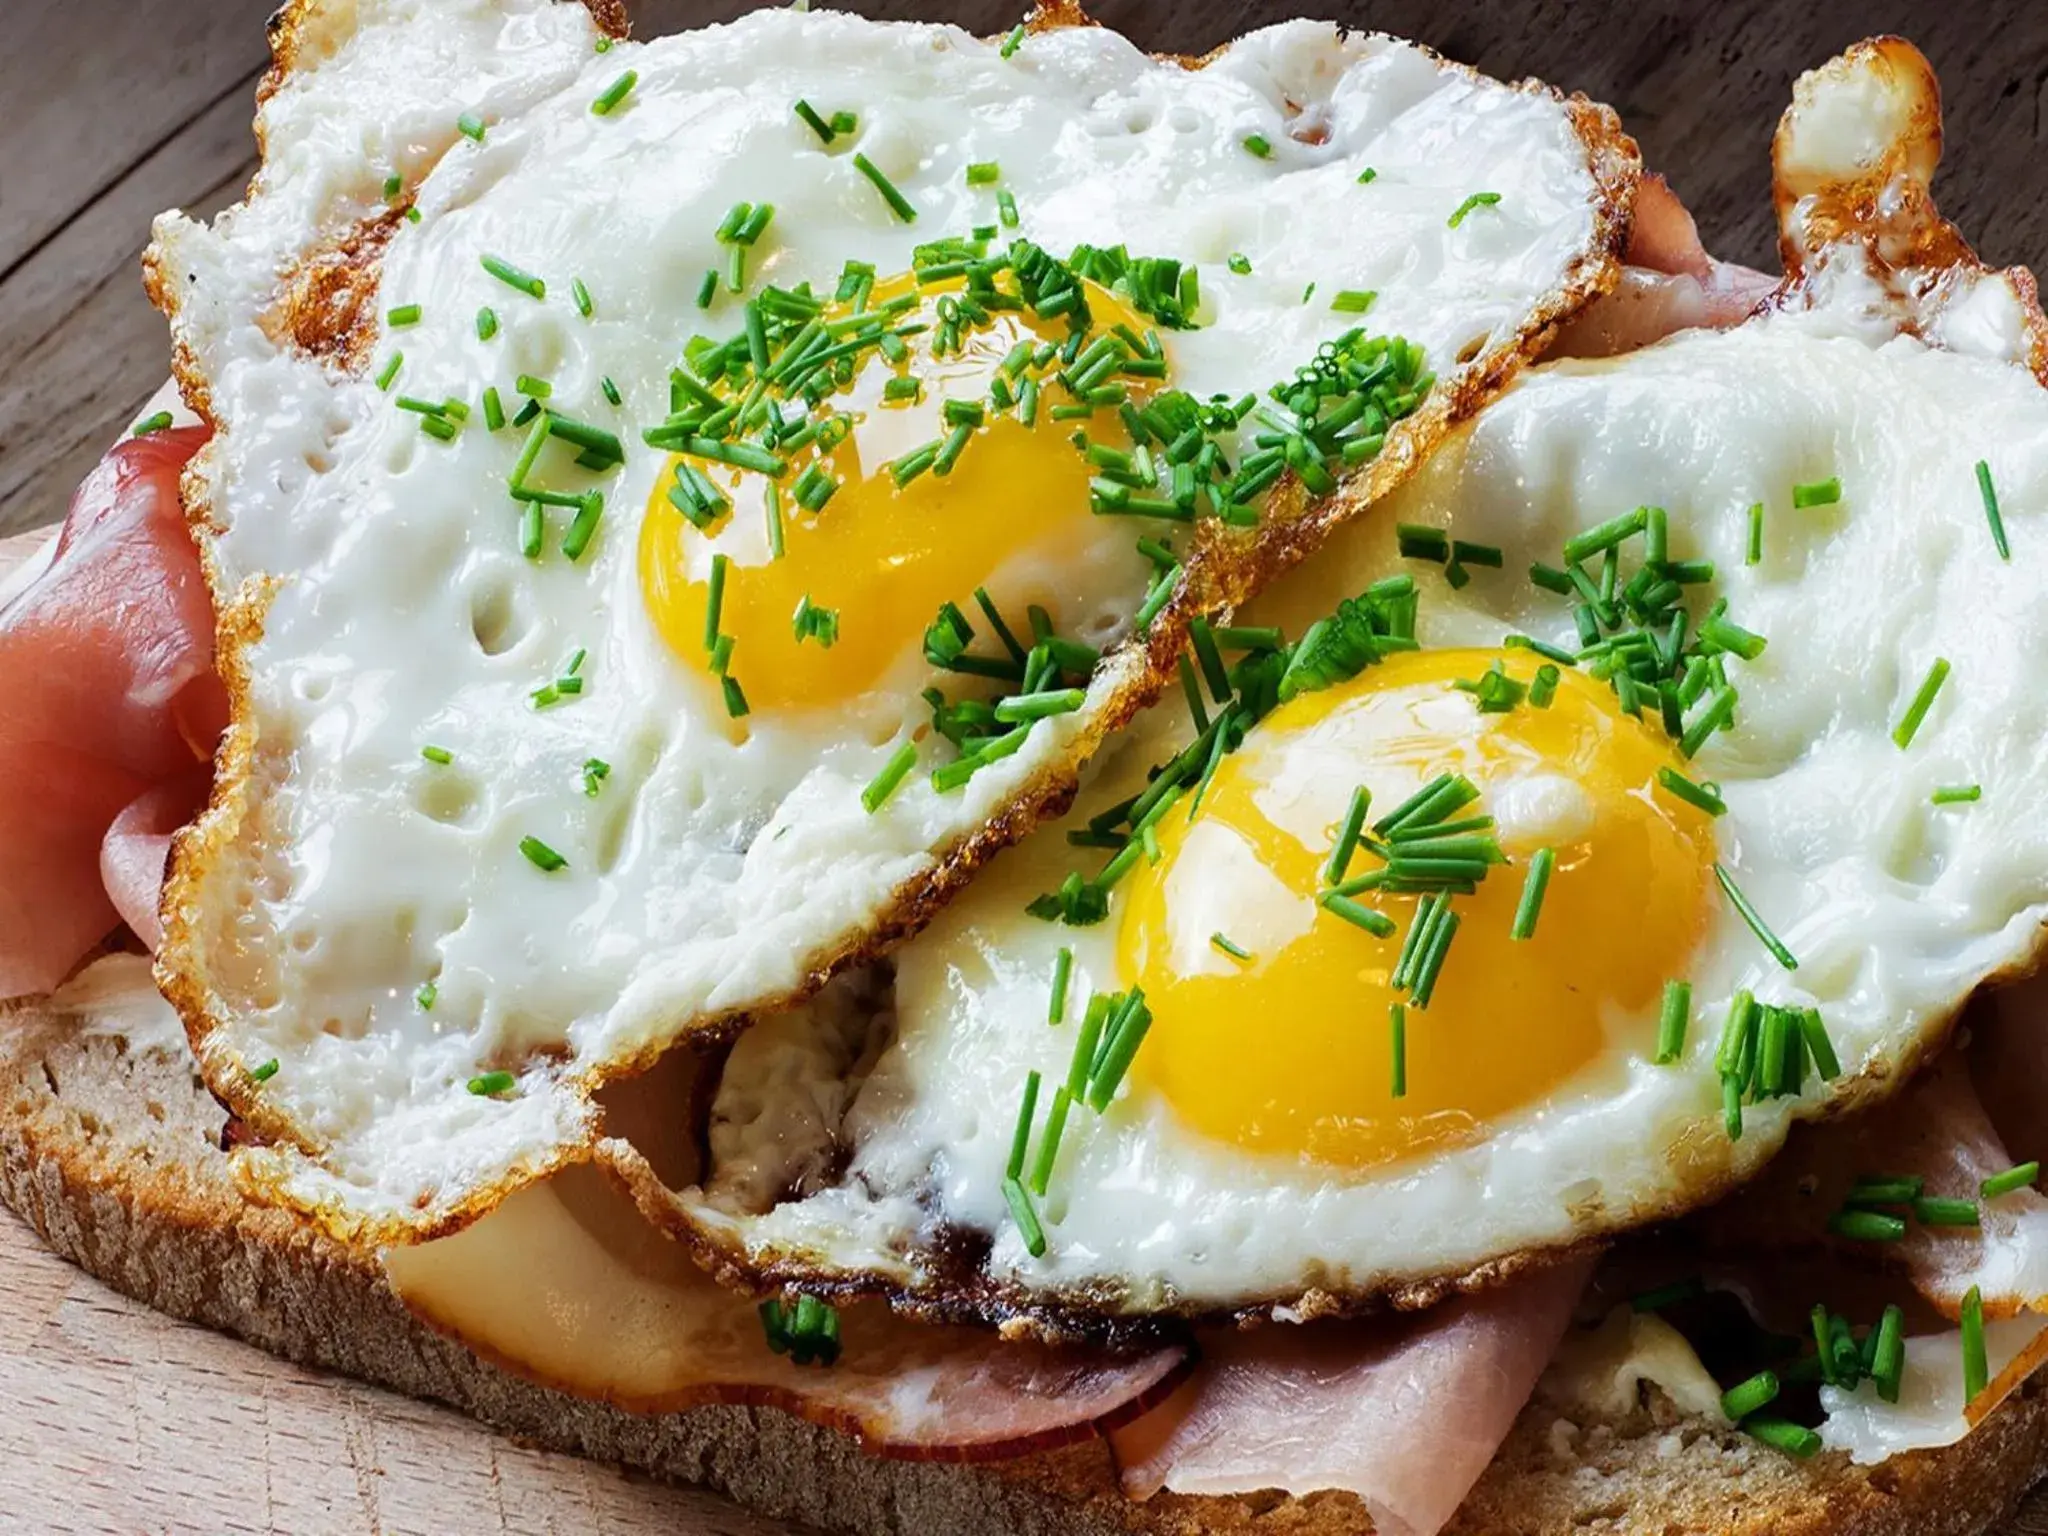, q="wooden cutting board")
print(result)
[12,1,2048,1531]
